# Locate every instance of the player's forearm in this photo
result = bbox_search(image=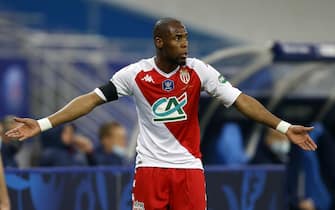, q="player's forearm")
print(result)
[47,92,103,127]
[234,93,281,129]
